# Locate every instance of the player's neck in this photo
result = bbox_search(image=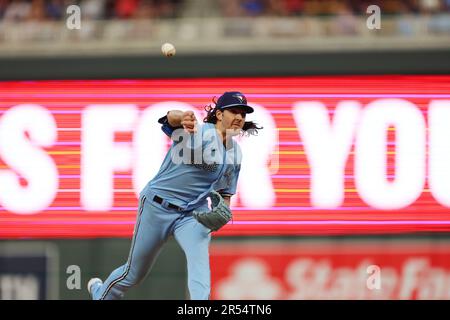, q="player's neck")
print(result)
[215,127,226,145]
